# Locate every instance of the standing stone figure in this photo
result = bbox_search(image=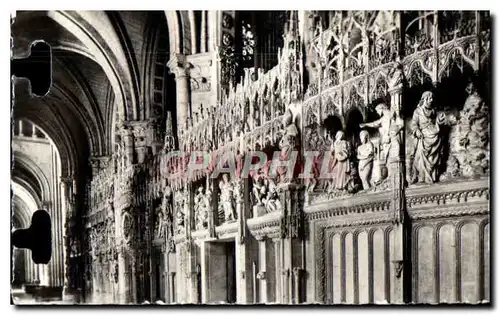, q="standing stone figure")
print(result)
[265,179,281,213]
[219,174,237,222]
[408,91,445,184]
[276,109,299,183]
[360,103,392,182]
[155,205,166,239]
[357,130,374,190]
[175,192,186,234]
[194,187,208,230]
[252,176,268,206]
[329,131,353,191]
